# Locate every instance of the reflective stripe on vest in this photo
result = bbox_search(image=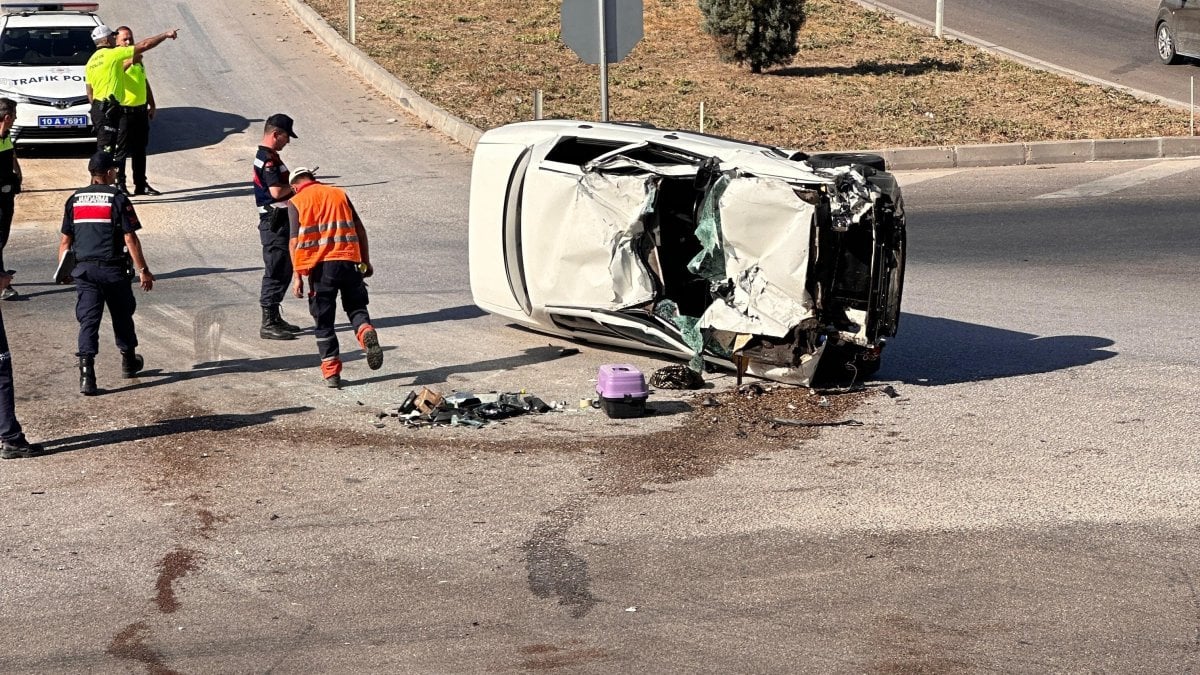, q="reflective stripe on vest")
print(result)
[290,183,361,274]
